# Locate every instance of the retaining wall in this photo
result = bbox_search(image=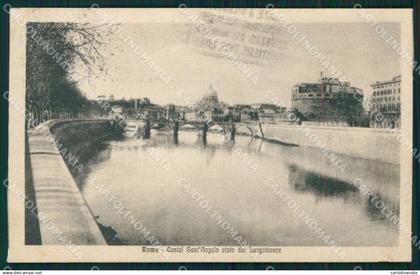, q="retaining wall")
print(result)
[27,119,118,245]
[260,124,400,164]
